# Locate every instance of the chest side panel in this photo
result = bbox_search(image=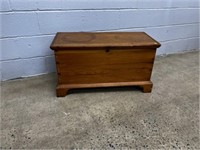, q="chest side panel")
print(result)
[55,48,156,84]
